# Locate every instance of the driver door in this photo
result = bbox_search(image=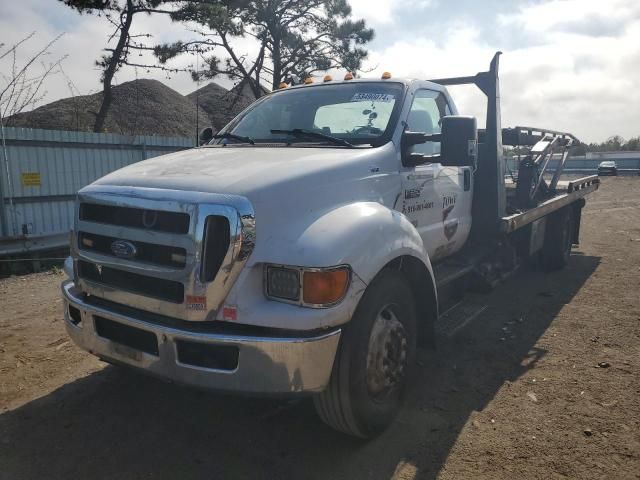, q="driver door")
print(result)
[399,89,467,261]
